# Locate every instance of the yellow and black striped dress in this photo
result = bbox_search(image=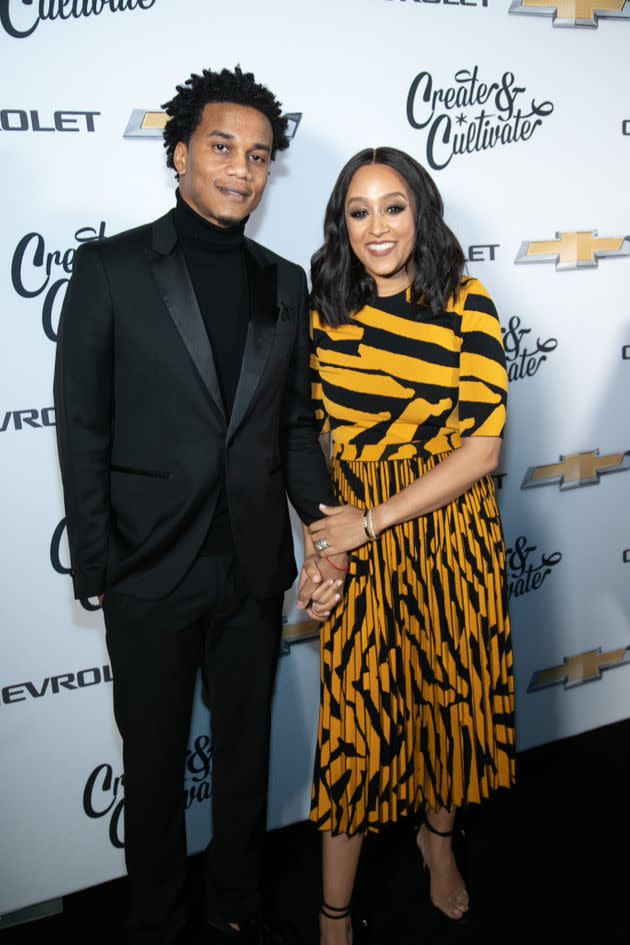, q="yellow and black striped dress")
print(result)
[309,278,515,836]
